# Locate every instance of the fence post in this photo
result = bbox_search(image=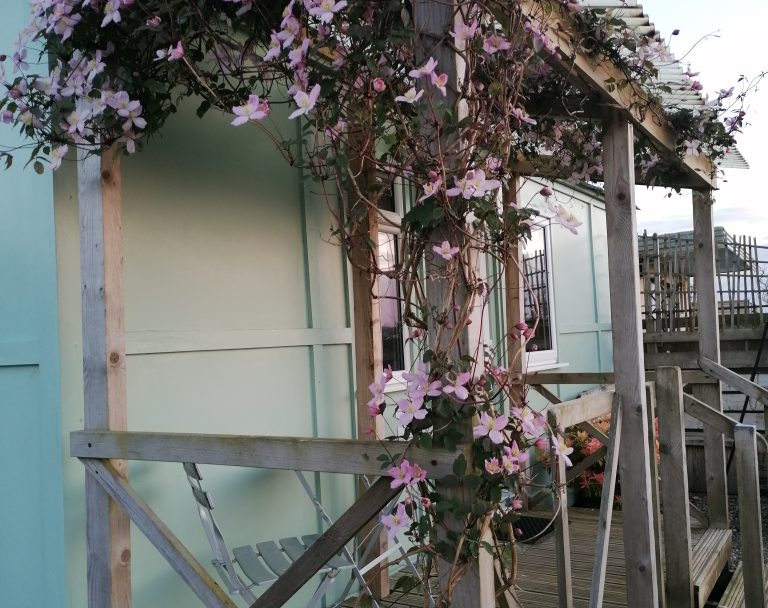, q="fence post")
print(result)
[734,424,766,608]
